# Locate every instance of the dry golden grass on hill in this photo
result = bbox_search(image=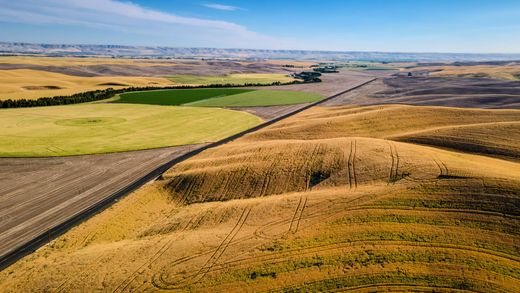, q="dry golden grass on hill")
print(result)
[1,104,520,292]
[0,69,174,99]
[245,105,520,159]
[421,64,520,80]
